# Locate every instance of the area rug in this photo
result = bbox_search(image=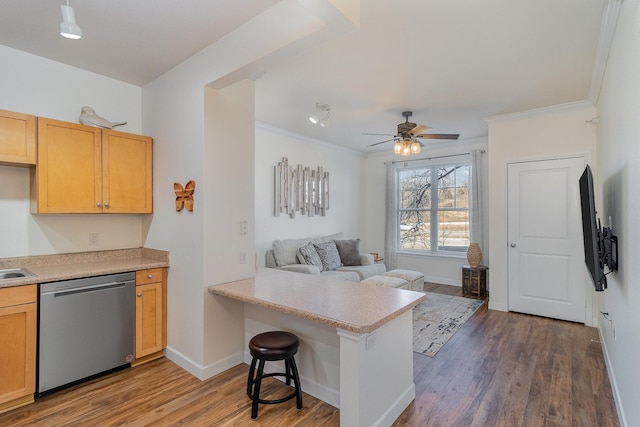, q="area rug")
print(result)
[413,292,484,357]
